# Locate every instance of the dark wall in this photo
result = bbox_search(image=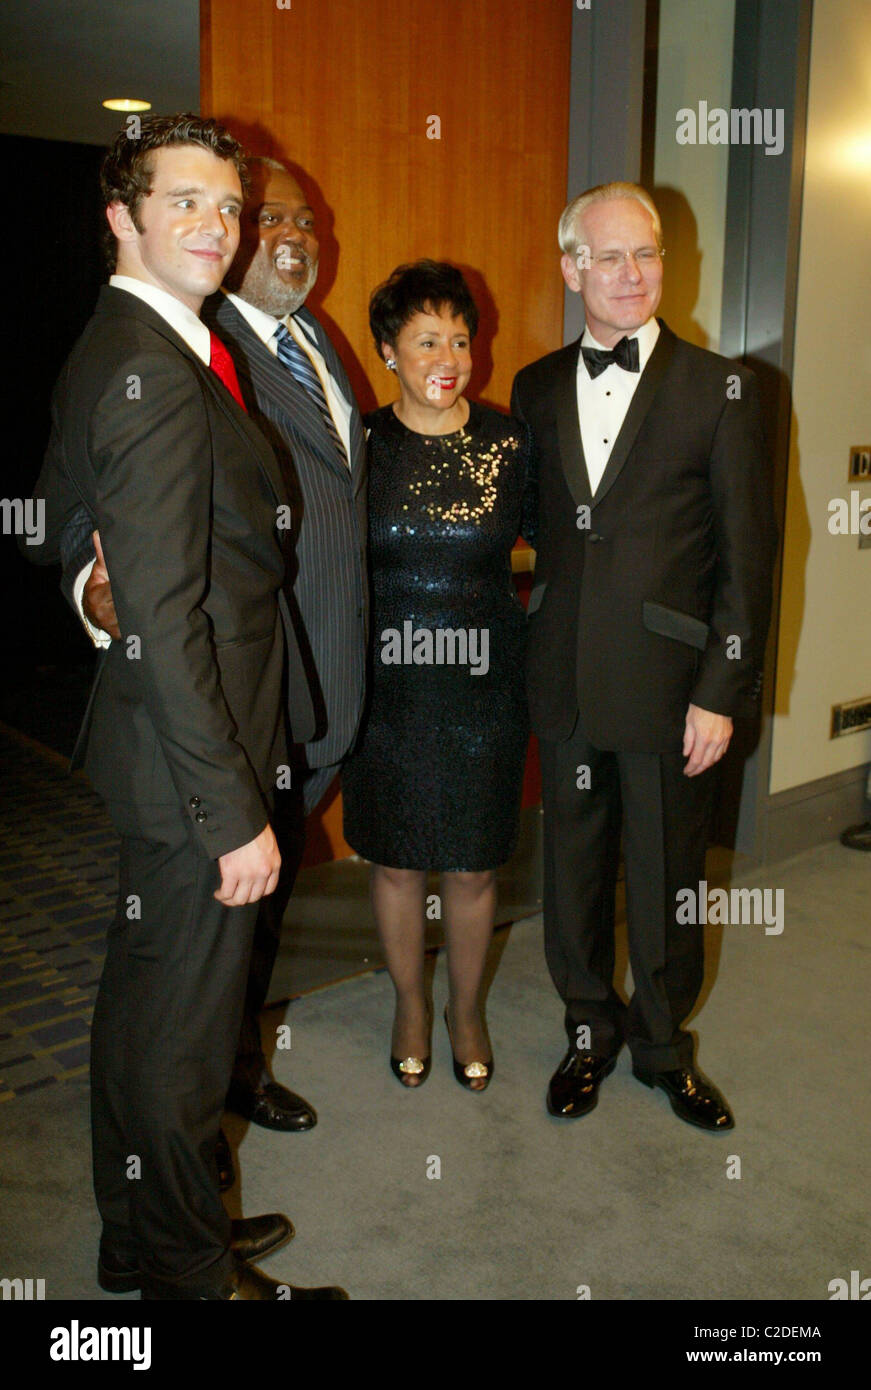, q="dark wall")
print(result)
[2,135,105,741]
